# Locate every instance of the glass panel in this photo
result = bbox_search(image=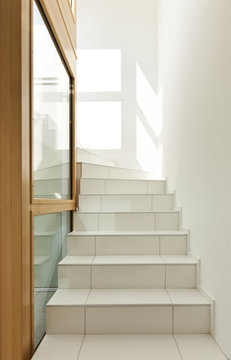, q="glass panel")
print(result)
[33,212,71,348]
[33,1,71,199]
